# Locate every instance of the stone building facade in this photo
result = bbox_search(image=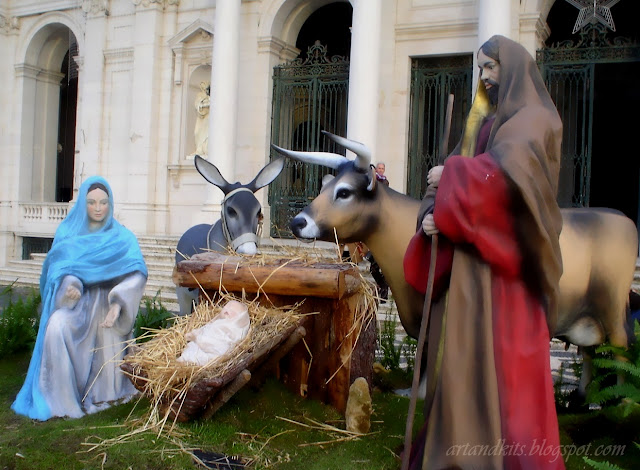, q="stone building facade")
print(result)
[0,0,637,267]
